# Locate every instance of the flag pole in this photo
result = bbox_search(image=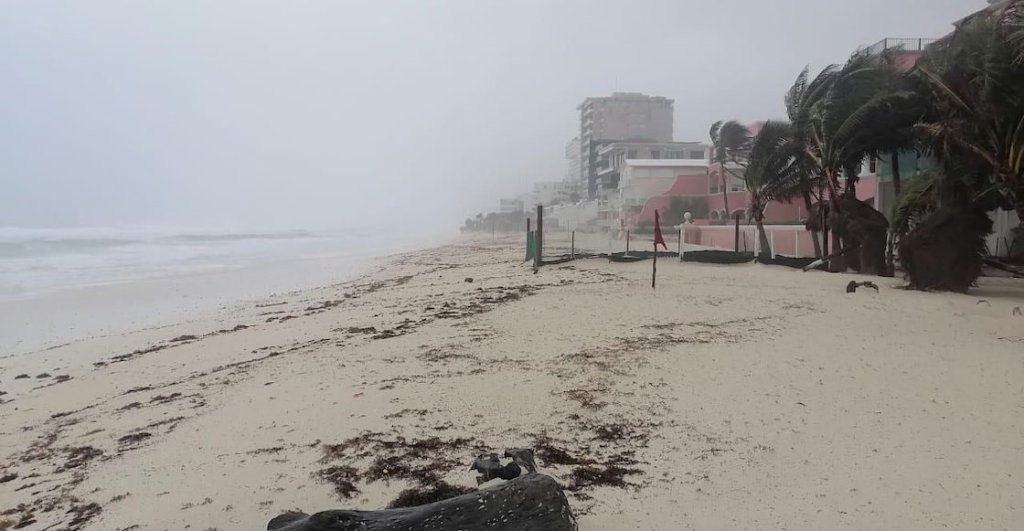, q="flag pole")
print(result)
[652,239,657,289]
[652,209,666,290]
